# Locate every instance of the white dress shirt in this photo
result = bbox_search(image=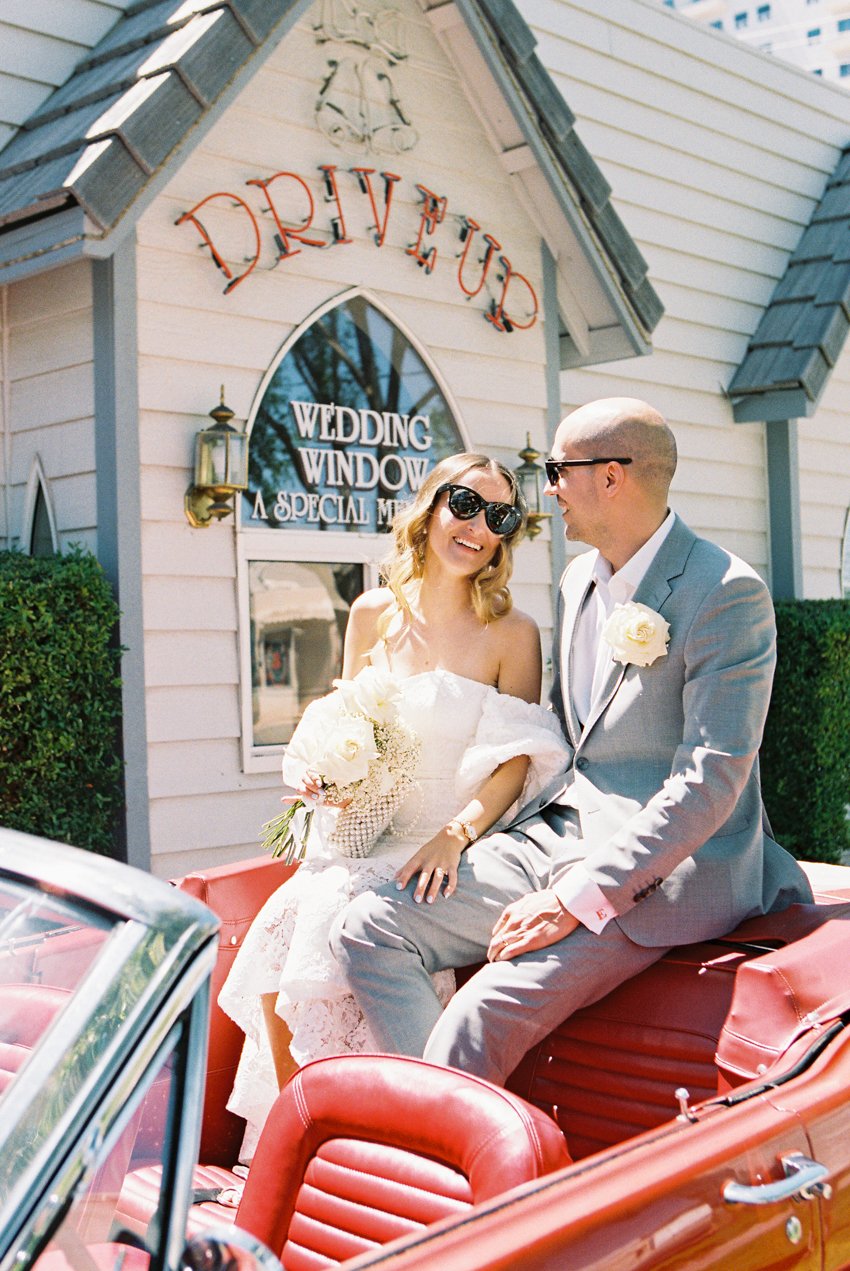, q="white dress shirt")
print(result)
[555,511,676,932]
